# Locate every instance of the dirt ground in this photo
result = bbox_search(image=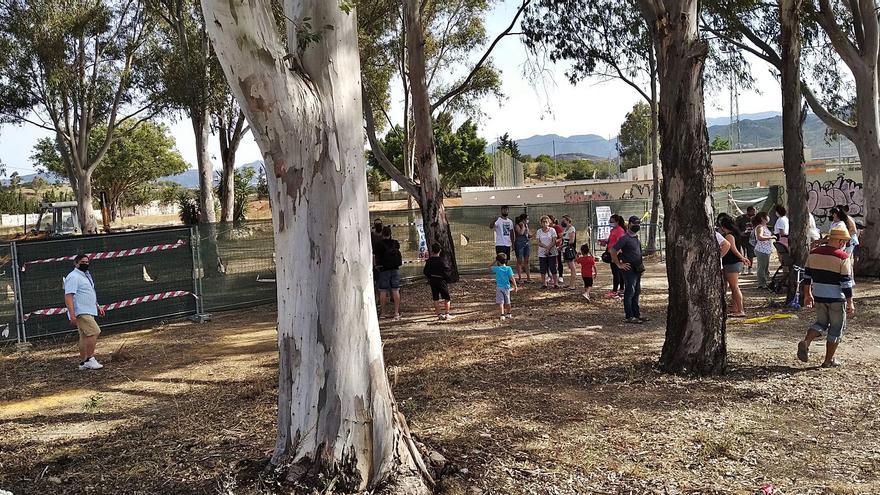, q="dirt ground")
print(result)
[1,264,879,495]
